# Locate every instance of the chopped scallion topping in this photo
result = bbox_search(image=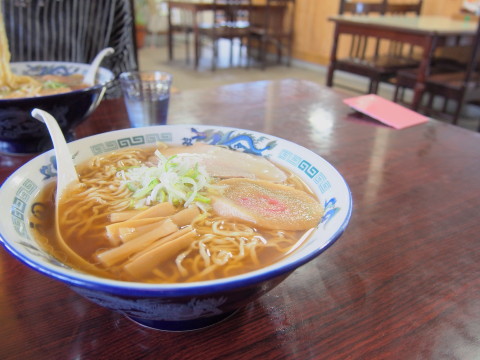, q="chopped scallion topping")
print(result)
[117,149,218,210]
[42,80,68,89]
